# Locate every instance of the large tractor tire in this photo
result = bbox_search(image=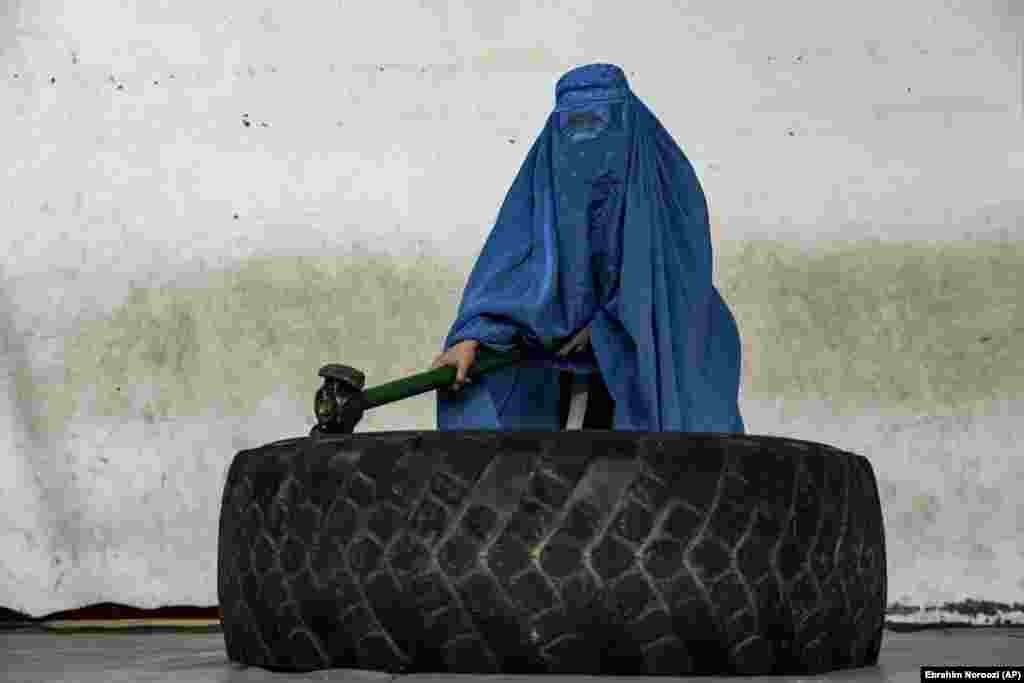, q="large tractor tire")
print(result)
[218,431,886,675]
